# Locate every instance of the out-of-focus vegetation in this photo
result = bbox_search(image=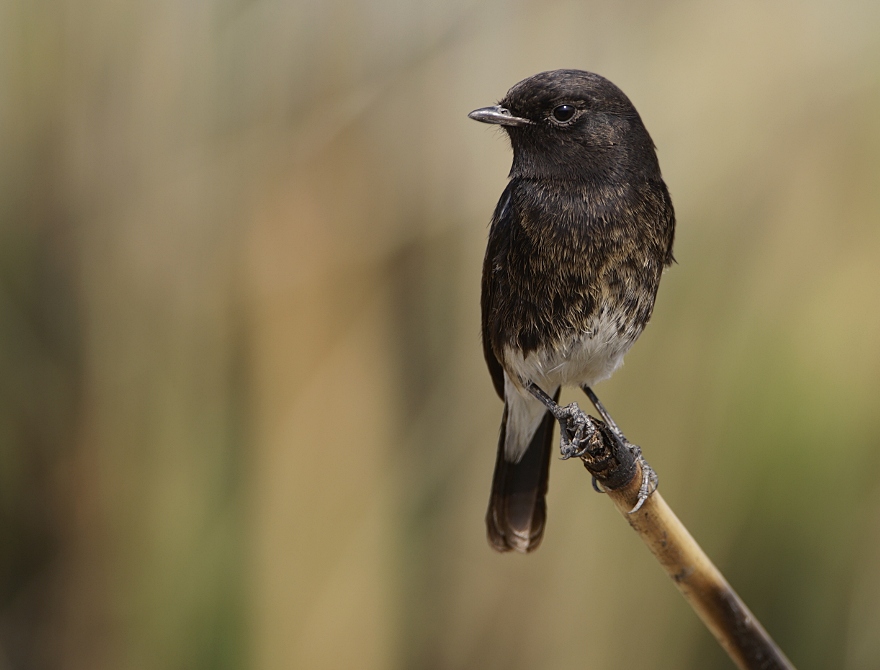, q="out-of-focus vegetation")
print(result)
[2,0,880,668]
